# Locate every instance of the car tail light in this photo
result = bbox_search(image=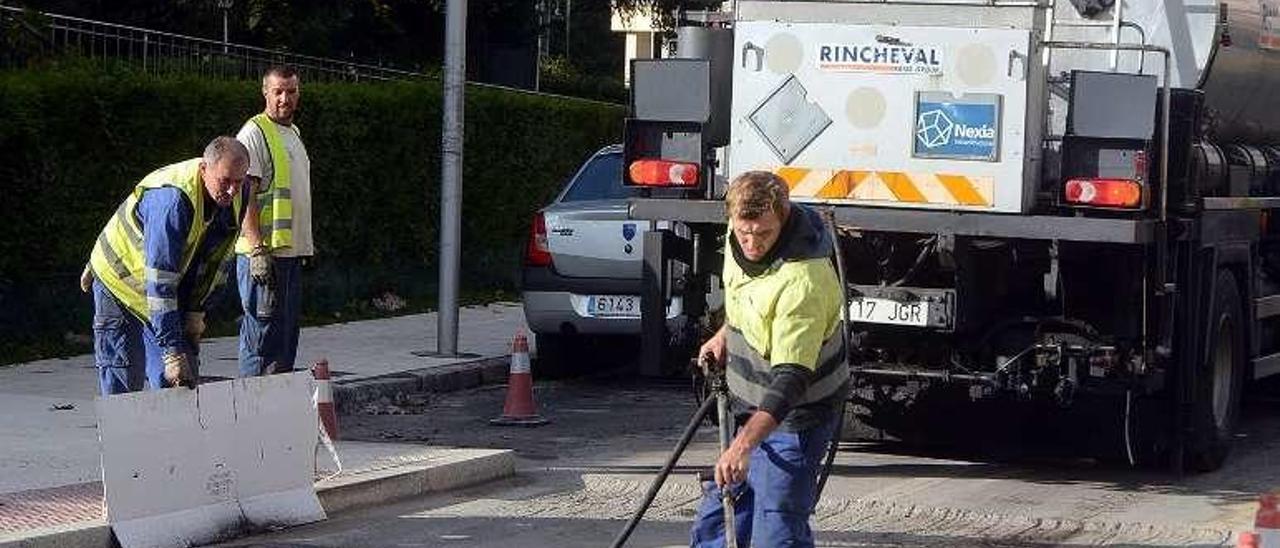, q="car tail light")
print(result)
[525,212,552,267]
[1064,178,1143,208]
[628,159,699,187]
